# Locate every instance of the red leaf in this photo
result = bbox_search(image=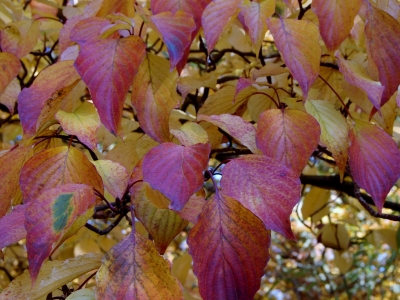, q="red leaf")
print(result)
[221,155,301,239]
[365,4,400,104]
[19,146,103,204]
[178,191,207,224]
[188,193,270,299]
[70,17,111,47]
[18,61,80,137]
[0,52,21,95]
[267,18,321,99]
[74,36,146,135]
[348,119,400,212]
[0,204,28,250]
[202,0,241,52]
[312,0,362,50]
[151,11,196,71]
[25,184,96,283]
[256,109,321,176]
[143,143,210,211]
[95,232,182,299]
